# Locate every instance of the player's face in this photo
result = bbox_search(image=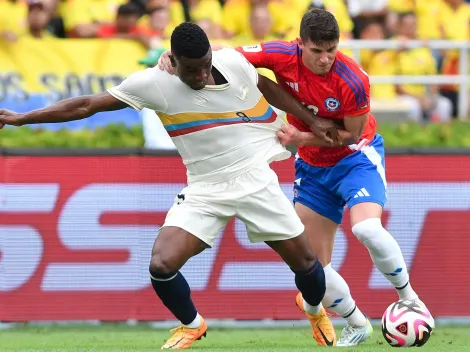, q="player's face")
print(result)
[298,38,338,76]
[171,50,212,90]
